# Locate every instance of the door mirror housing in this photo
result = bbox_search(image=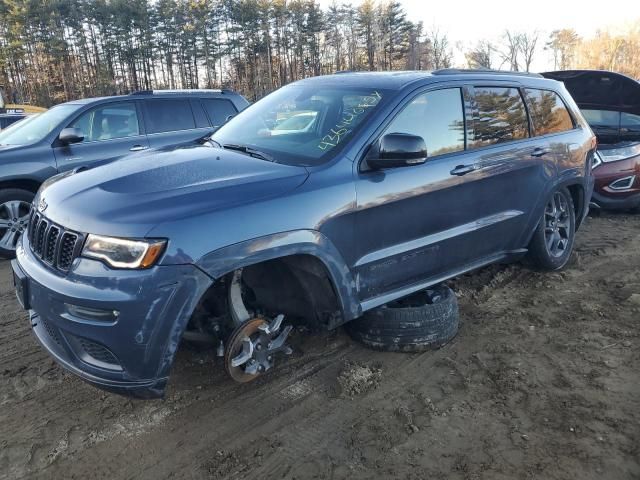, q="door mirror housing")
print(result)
[58,127,84,145]
[367,133,428,170]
